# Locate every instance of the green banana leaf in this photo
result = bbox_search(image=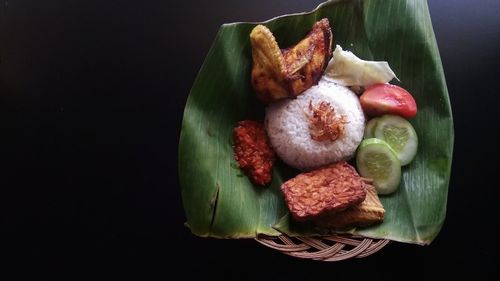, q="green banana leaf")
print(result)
[179,0,453,245]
